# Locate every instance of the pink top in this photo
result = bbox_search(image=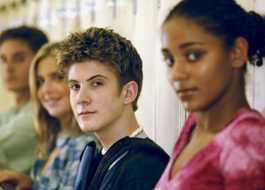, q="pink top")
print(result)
[155,108,265,190]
